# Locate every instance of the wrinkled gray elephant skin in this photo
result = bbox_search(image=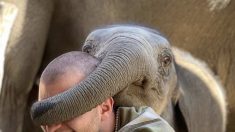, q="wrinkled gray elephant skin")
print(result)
[31,25,226,132]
